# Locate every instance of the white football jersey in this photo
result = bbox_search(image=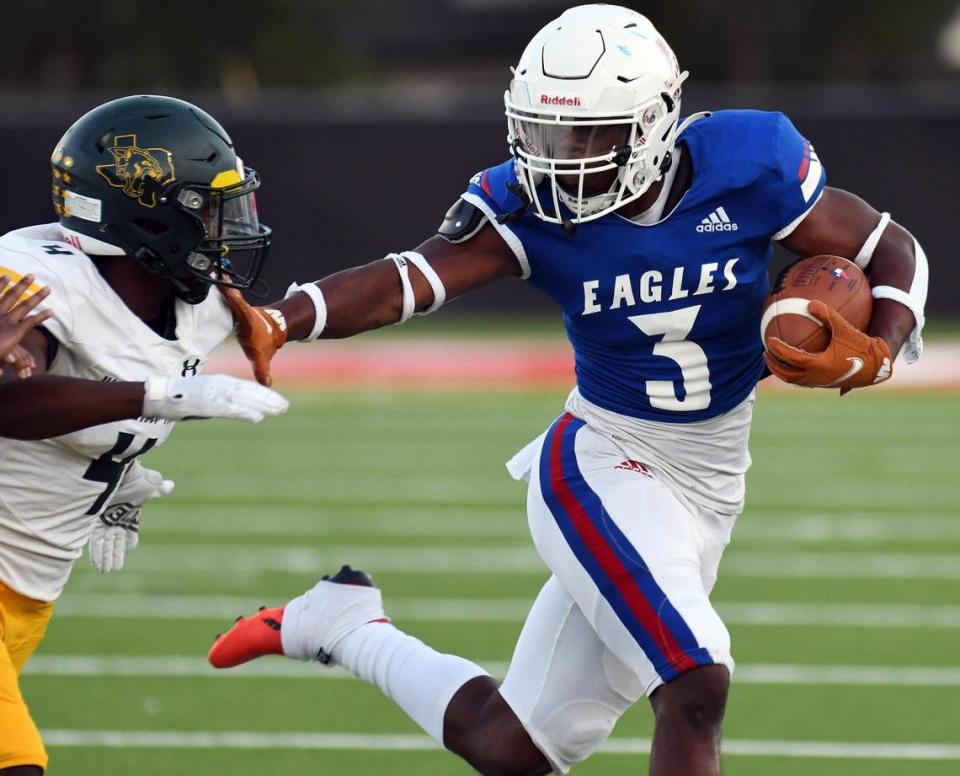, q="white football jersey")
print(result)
[0,224,234,601]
